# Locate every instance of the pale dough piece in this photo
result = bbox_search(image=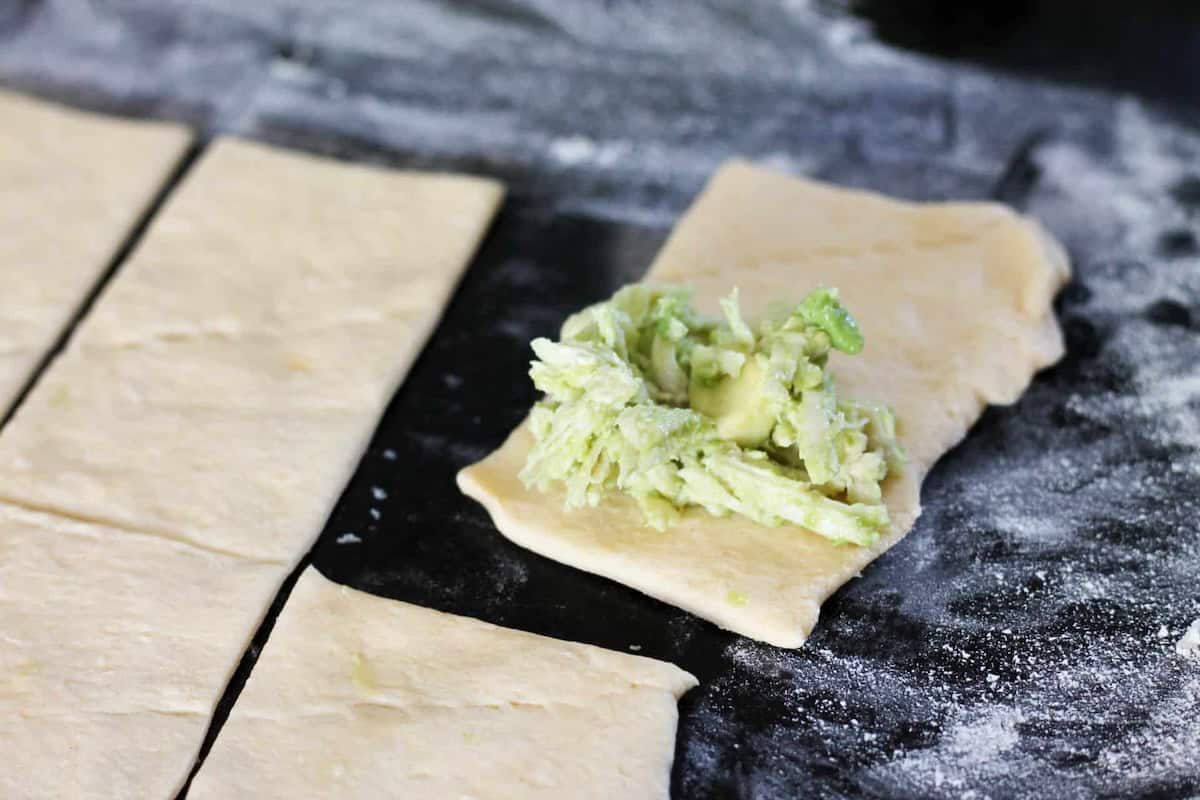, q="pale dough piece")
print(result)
[1,333,413,562]
[0,88,190,411]
[188,568,697,800]
[459,159,1070,648]
[0,503,283,800]
[0,139,503,797]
